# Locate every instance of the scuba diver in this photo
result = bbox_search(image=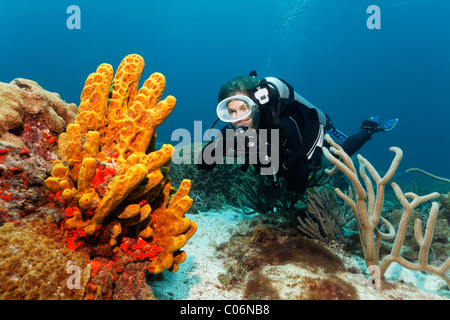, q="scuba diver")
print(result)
[197,72,398,195]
